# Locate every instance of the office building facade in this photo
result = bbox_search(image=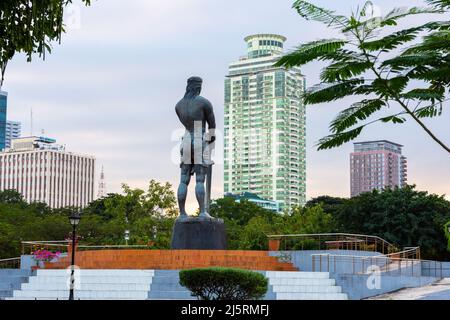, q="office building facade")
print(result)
[224,34,306,210]
[5,121,21,149]
[350,140,407,197]
[0,136,95,208]
[0,91,7,150]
